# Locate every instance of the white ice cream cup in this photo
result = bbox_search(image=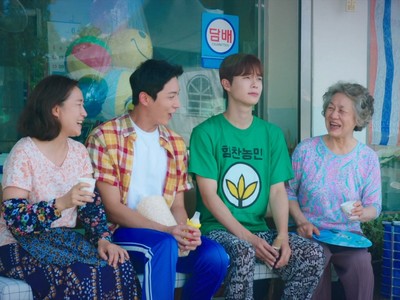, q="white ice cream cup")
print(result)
[77,177,96,193]
[340,200,357,219]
